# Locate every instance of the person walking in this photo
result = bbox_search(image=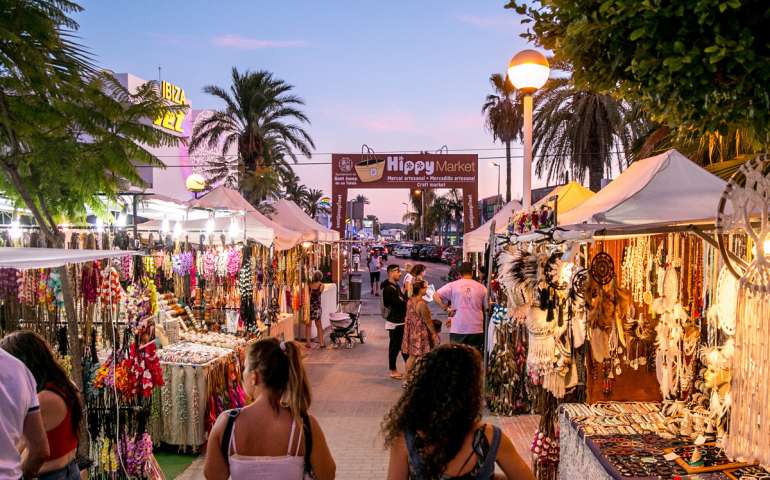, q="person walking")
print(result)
[1,331,82,480]
[205,337,336,480]
[369,253,382,296]
[433,262,487,352]
[403,264,426,298]
[401,280,439,377]
[381,264,409,380]
[383,344,534,480]
[305,271,326,349]
[0,335,50,479]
